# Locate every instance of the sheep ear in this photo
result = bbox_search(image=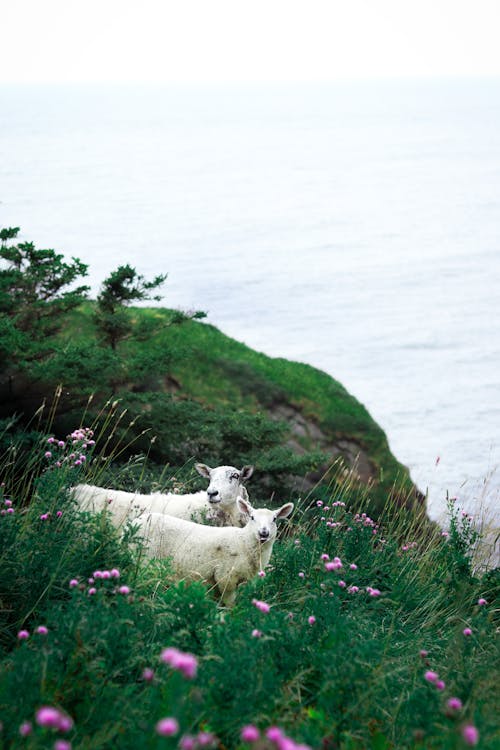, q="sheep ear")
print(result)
[276,502,294,520]
[237,497,253,516]
[240,465,254,481]
[239,486,249,502]
[195,463,212,478]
